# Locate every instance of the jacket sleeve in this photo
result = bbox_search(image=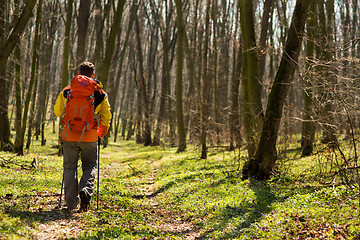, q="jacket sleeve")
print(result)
[54,92,66,118]
[95,95,111,128]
